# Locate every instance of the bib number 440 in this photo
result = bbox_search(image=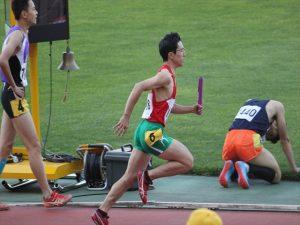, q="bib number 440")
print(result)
[234,105,261,122]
